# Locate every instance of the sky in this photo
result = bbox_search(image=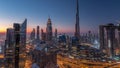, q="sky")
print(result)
[0,0,120,34]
